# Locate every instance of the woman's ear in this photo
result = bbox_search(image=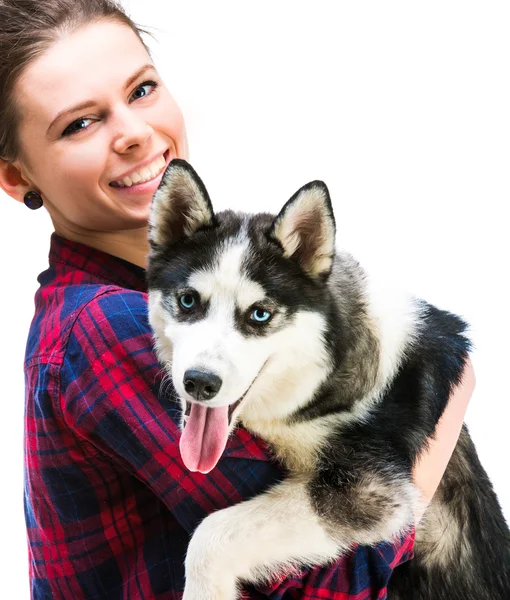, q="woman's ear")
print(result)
[0,158,33,203]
